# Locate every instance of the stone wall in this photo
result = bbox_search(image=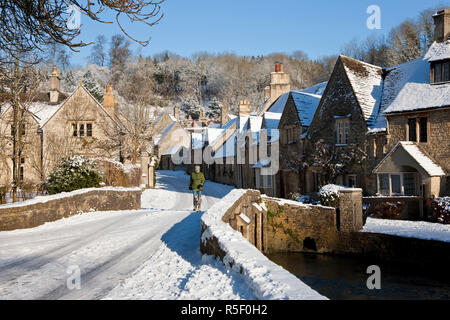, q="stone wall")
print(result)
[0,187,142,231]
[263,197,338,253]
